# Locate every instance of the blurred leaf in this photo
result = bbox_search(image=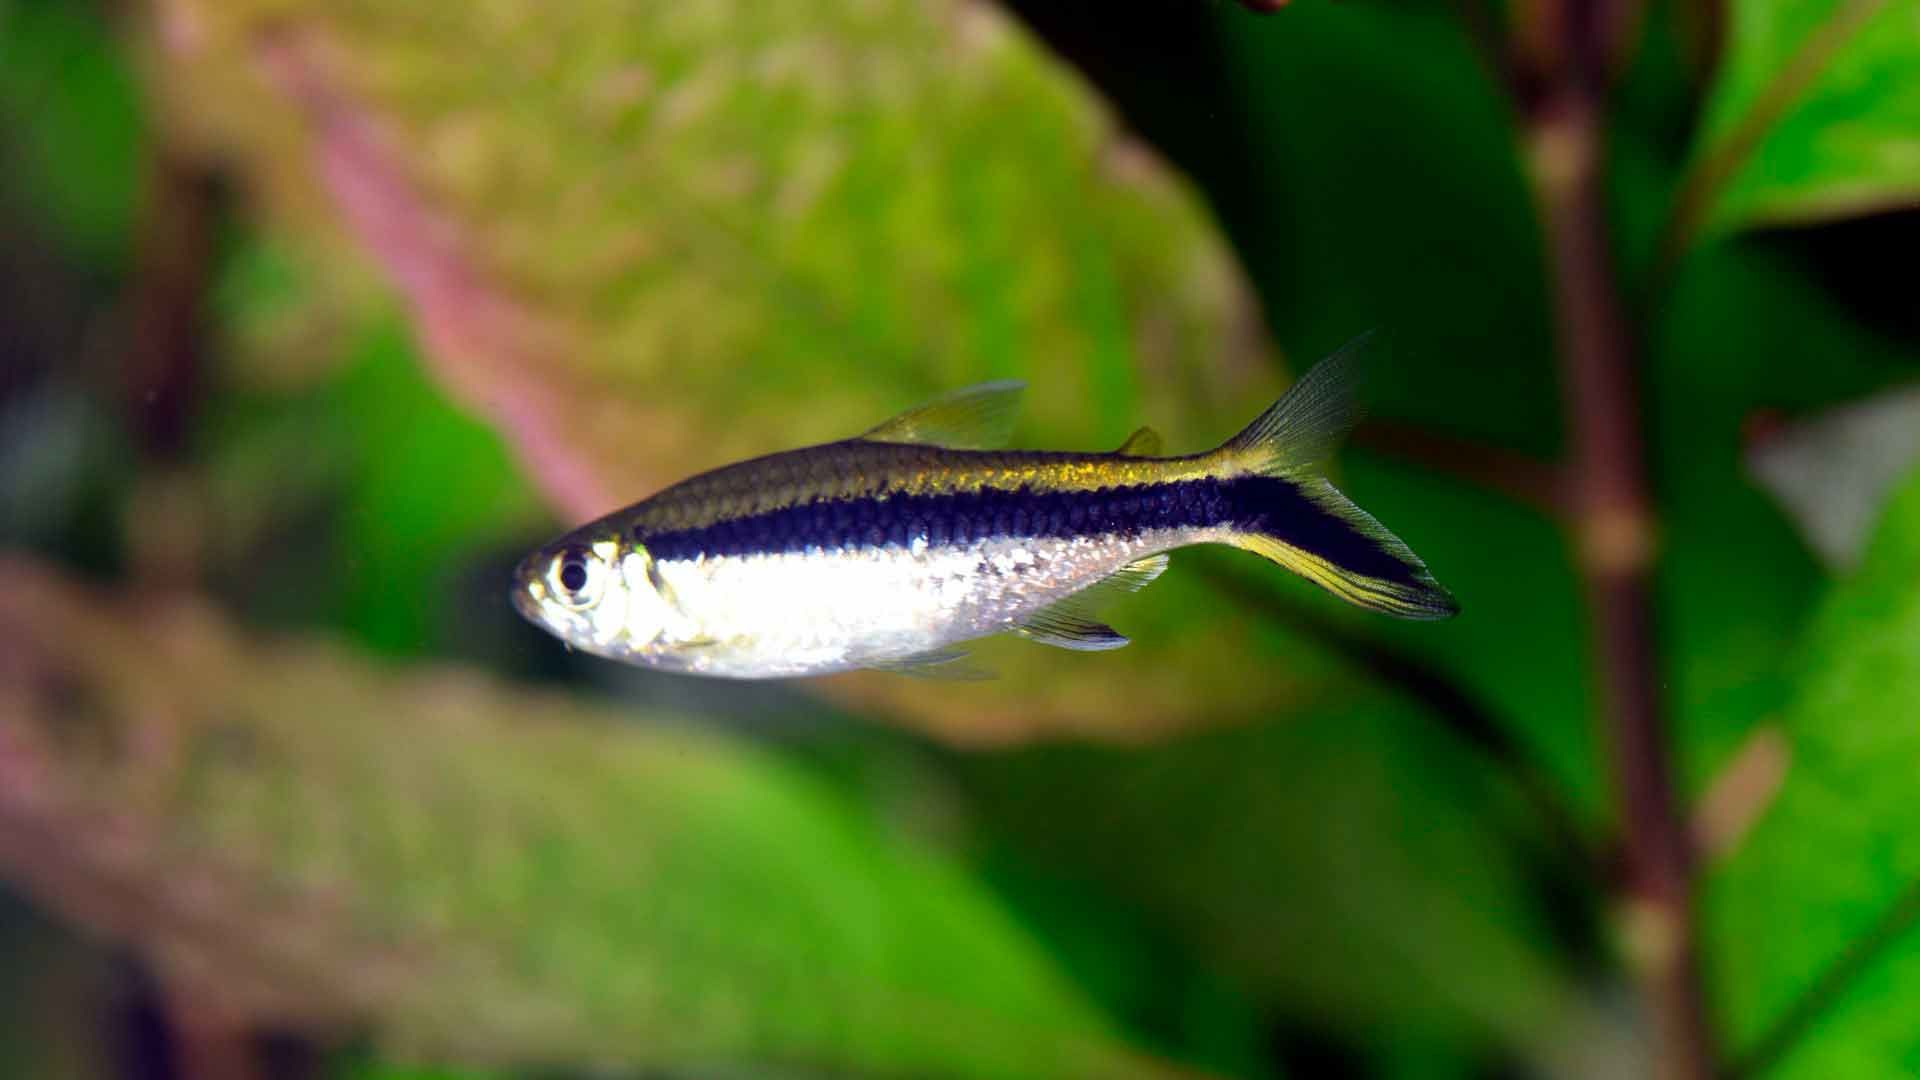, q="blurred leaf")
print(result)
[1749,383,1920,569]
[962,685,1584,1063]
[1339,458,1599,818]
[195,311,542,657]
[965,819,1282,1079]
[1679,0,1920,241]
[0,387,121,553]
[0,892,119,1080]
[192,235,559,673]
[338,1061,505,1080]
[136,0,1430,741]
[1205,2,1557,452]
[1706,463,1920,1075]
[0,558,1179,1077]
[208,234,390,392]
[0,0,142,266]
[1649,240,1920,790]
